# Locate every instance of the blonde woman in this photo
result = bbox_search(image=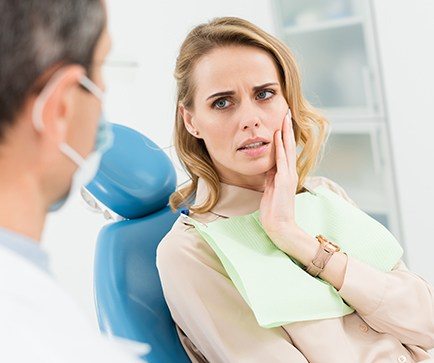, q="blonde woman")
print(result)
[156,17,434,363]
